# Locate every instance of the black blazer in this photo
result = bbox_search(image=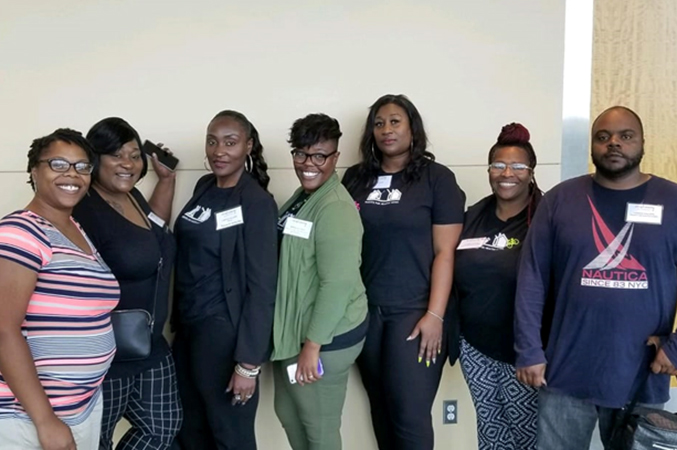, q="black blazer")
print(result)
[177,172,278,365]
